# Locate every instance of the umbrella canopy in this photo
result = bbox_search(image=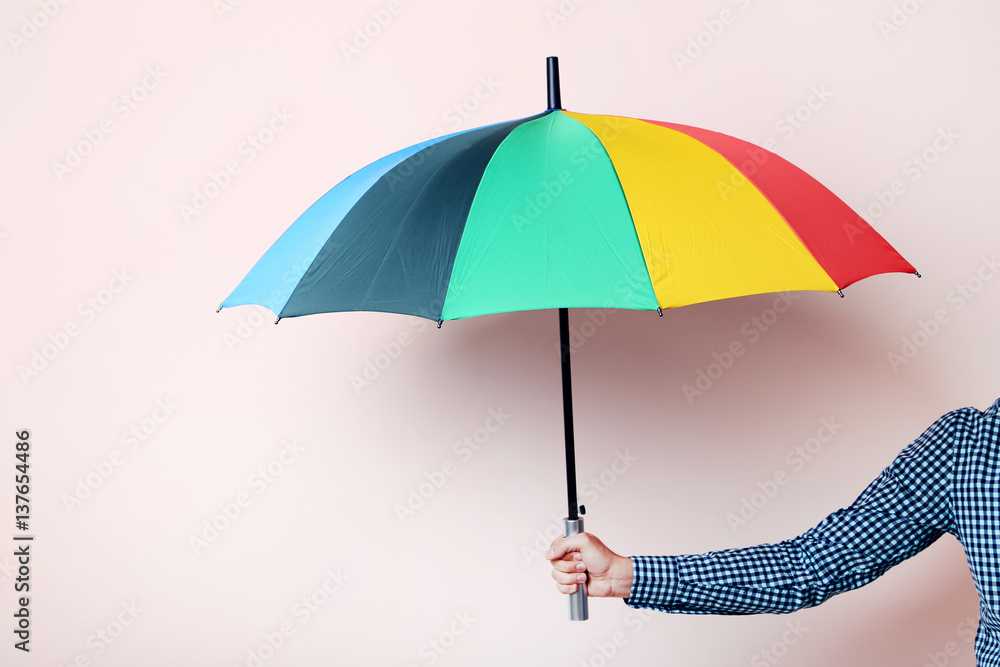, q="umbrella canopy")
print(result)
[219,57,917,621]
[221,99,915,324]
